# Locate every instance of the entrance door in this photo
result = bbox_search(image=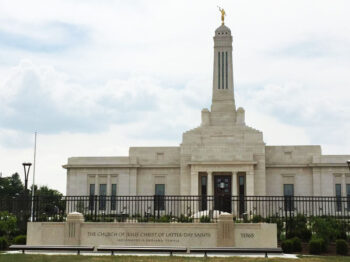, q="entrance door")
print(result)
[214,174,232,213]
